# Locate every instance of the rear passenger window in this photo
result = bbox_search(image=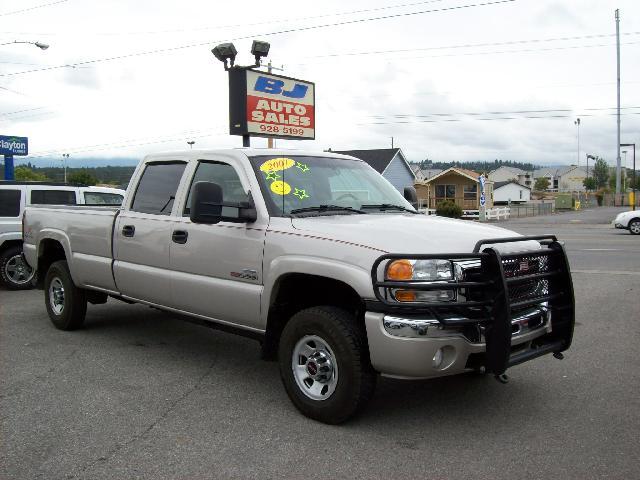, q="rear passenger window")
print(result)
[183,161,247,215]
[31,190,77,205]
[0,189,21,216]
[84,192,124,205]
[131,162,186,215]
